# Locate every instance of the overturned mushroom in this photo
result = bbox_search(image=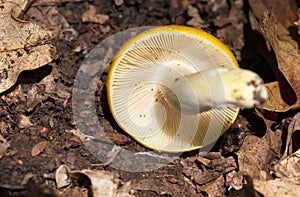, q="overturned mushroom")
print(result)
[107,25,267,152]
